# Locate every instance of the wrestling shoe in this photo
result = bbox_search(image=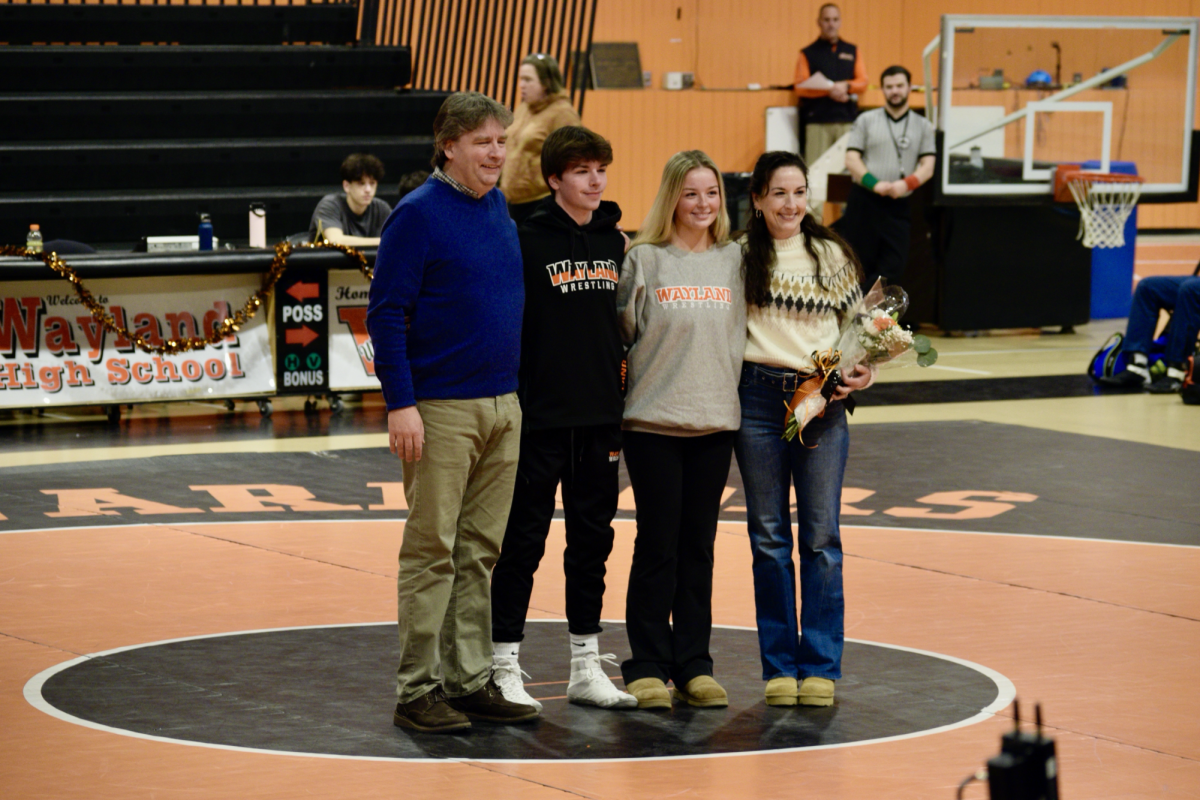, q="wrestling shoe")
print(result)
[1100,365,1150,388]
[1146,366,1185,394]
[567,653,637,709]
[492,654,543,712]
